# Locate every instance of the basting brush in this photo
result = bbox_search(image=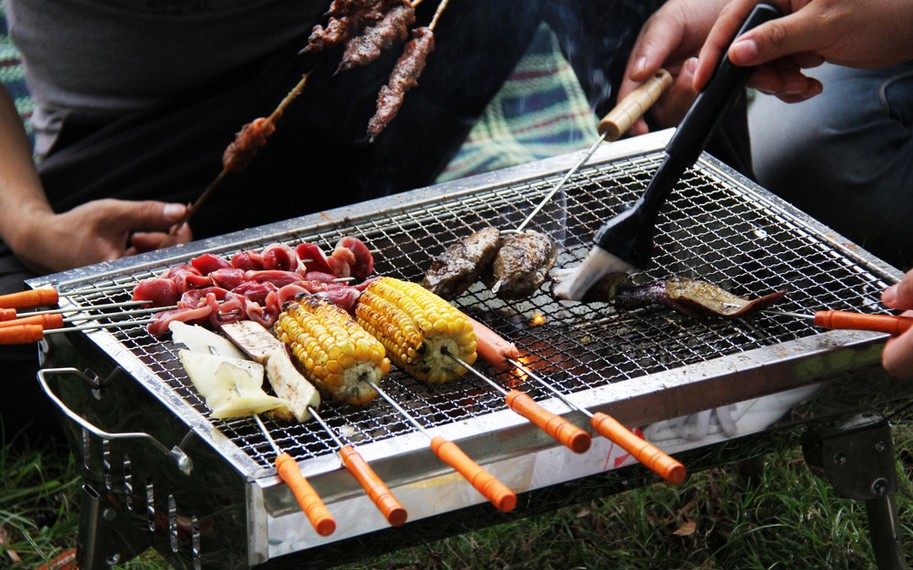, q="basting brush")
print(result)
[553,3,781,301]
